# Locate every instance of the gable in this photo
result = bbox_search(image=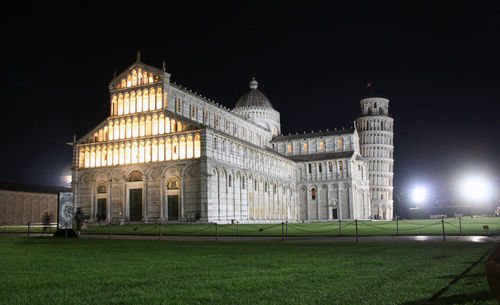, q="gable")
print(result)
[77,109,204,145]
[108,61,165,90]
